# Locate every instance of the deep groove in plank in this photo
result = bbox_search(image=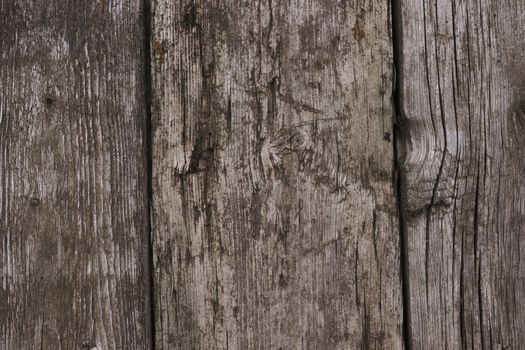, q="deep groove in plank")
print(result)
[391,0,412,348]
[143,0,156,348]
